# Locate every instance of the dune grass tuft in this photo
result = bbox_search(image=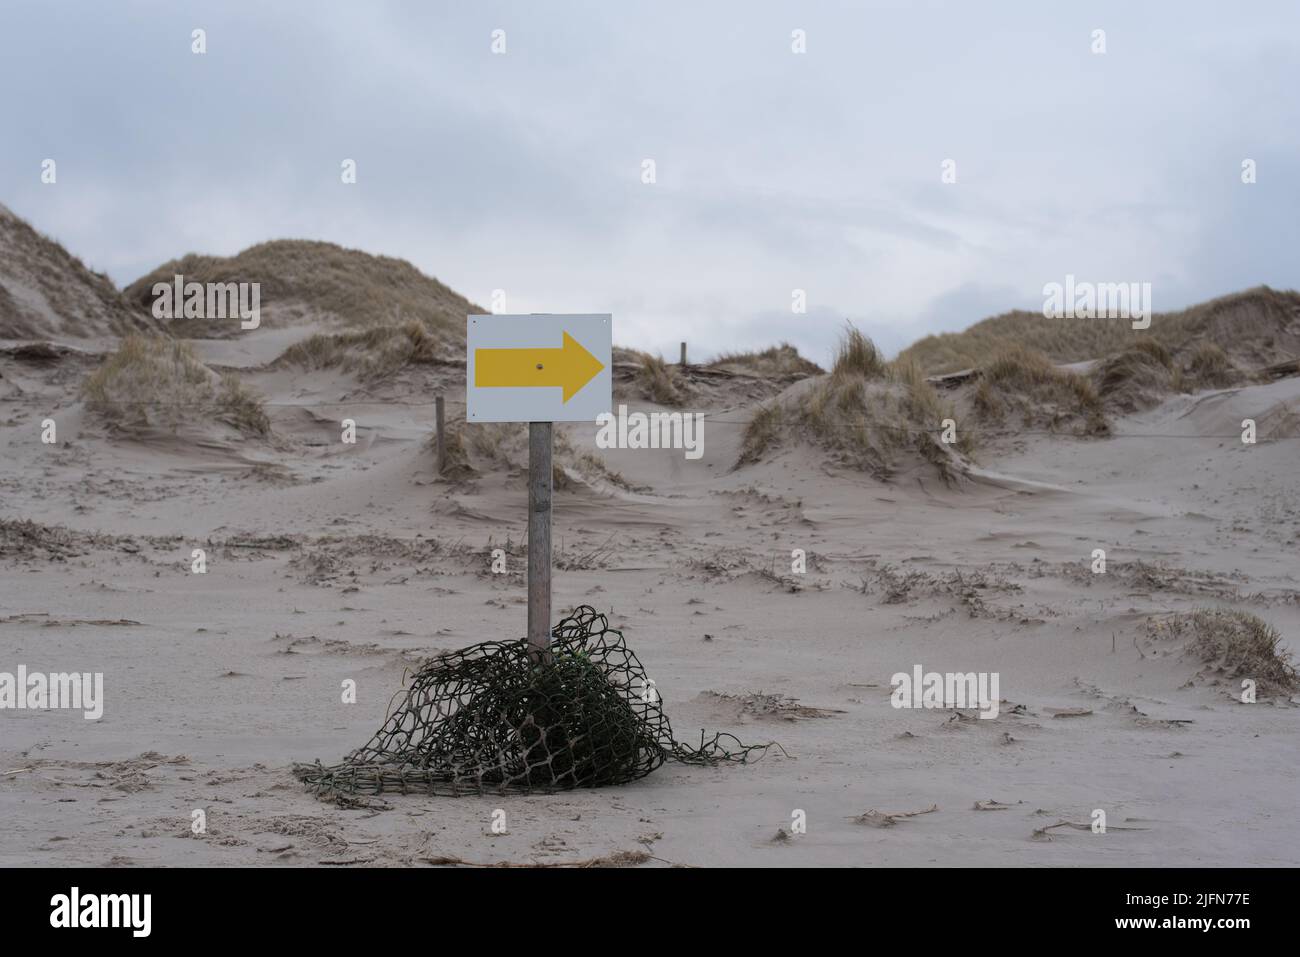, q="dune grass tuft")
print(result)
[216,372,271,435]
[1156,609,1298,696]
[428,419,630,490]
[82,335,269,436]
[973,346,1108,435]
[1184,342,1241,390]
[831,324,887,380]
[707,343,822,378]
[1092,338,1178,412]
[636,353,688,406]
[739,327,971,481]
[274,320,453,379]
[736,401,785,467]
